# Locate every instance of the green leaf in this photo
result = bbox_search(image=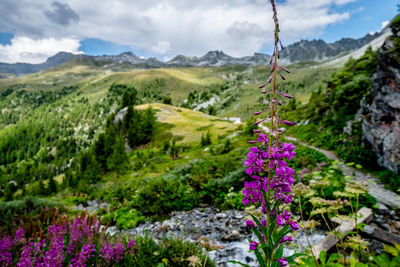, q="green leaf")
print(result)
[273,225,291,246]
[254,249,267,267]
[228,260,251,267]
[286,253,308,263]
[319,250,327,264]
[273,244,284,260]
[246,212,271,259]
[327,253,340,263]
[246,212,265,233]
[350,256,356,267]
[252,224,264,243]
